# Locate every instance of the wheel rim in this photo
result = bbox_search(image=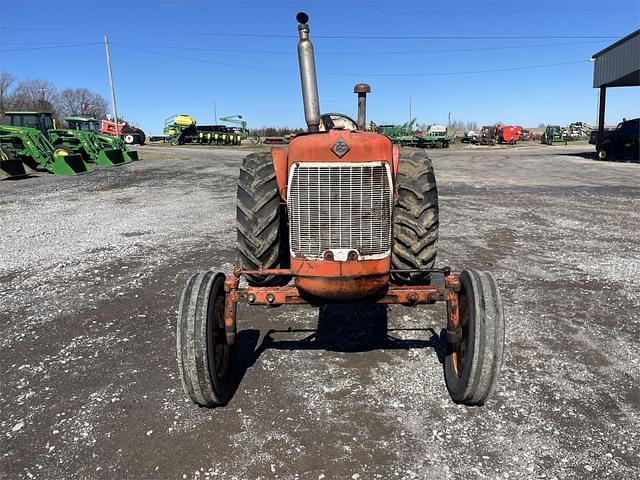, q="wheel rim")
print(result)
[452,289,470,377]
[209,293,230,379]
